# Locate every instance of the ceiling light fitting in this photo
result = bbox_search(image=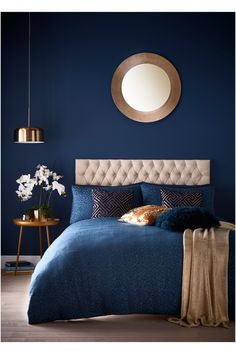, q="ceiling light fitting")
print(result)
[14,13,44,143]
